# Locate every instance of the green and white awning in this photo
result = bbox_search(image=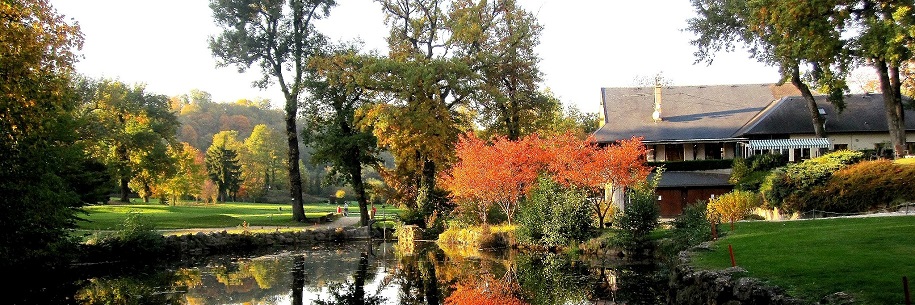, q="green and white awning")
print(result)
[747,138,832,150]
